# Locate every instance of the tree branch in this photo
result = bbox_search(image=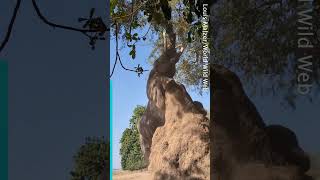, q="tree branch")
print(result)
[0,0,22,53]
[109,22,148,78]
[112,2,145,21]
[31,0,97,33]
[1,0,110,54]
